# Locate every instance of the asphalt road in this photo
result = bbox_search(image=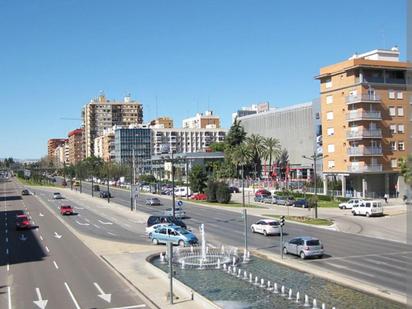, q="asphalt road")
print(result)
[0,179,148,309]
[55,180,412,298]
